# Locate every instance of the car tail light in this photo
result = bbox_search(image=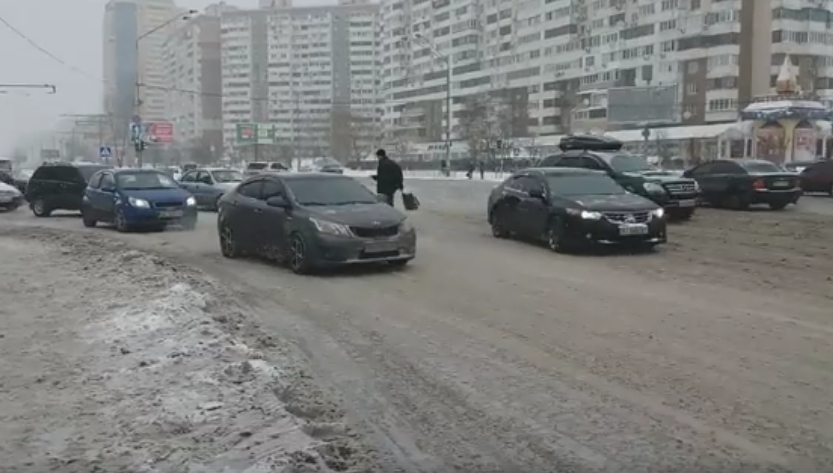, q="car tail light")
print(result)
[753,179,765,189]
